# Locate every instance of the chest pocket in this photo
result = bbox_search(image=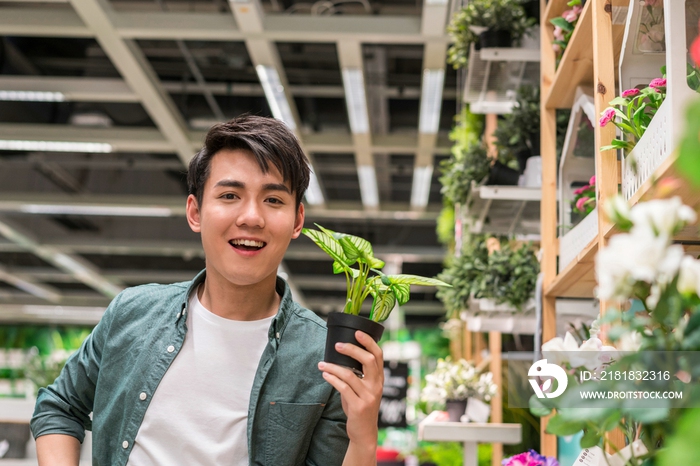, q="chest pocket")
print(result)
[265,401,326,465]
